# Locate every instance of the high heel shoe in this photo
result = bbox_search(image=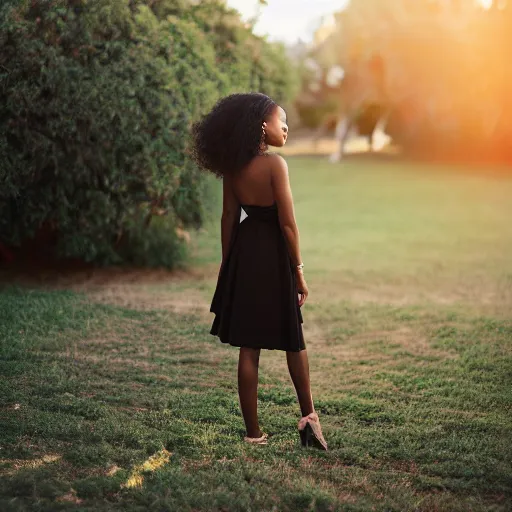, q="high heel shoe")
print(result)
[243,432,268,445]
[298,412,328,451]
